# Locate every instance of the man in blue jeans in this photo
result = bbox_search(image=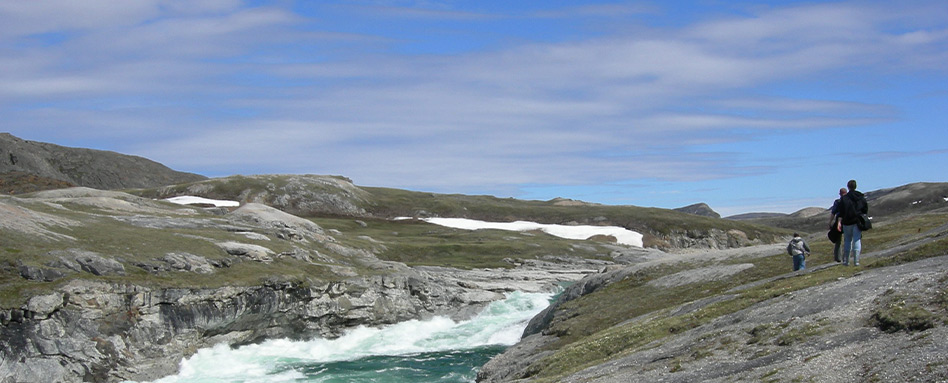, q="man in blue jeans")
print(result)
[837,180,868,266]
